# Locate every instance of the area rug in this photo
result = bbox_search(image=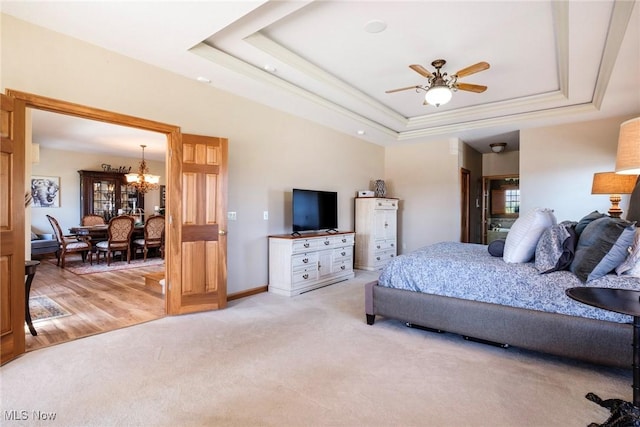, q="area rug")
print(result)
[47,256,164,275]
[30,296,71,322]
